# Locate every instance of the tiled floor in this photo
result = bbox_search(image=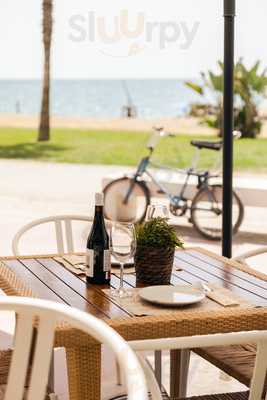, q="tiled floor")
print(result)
[101,350,247,400]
